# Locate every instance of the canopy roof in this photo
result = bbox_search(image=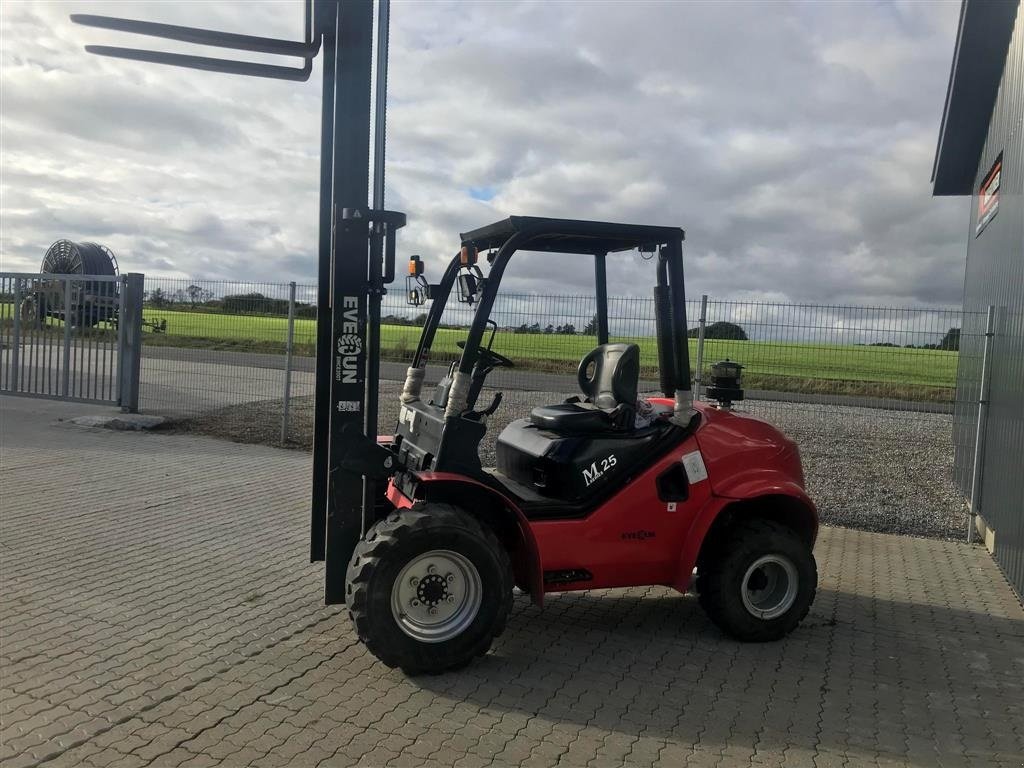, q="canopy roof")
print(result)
[460,216,684,255]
